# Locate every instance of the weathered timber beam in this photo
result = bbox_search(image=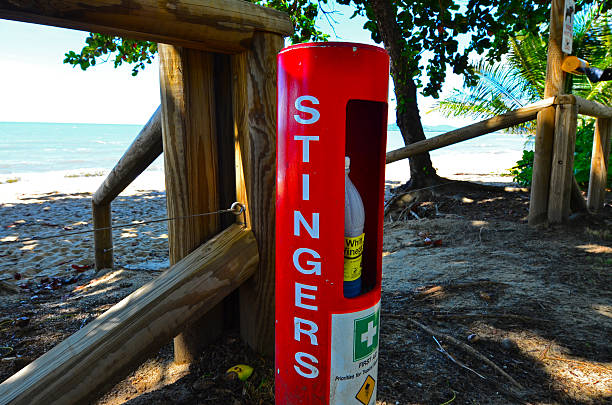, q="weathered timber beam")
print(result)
[548,103,578,223]
[0,224,258,405]
[587,118,612,211]
[385,97,556,164]
[159,45,225,364]
[528,0,566,225]
[92,202,113,270]
[232,33,283,356]
[555,94,612,119]
[93,106,162,206]
[0,0,292,54]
